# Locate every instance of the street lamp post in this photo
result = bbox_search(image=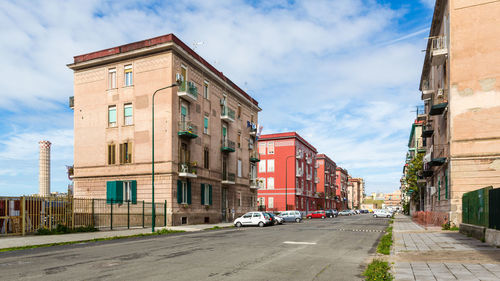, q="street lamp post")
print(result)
[284,155,295,211]
[152,83,179,232]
